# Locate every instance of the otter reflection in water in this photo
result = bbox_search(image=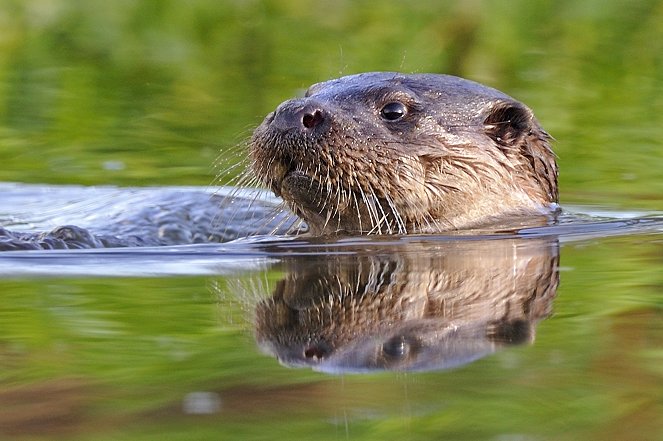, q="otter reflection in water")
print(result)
[254,238,559,373]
